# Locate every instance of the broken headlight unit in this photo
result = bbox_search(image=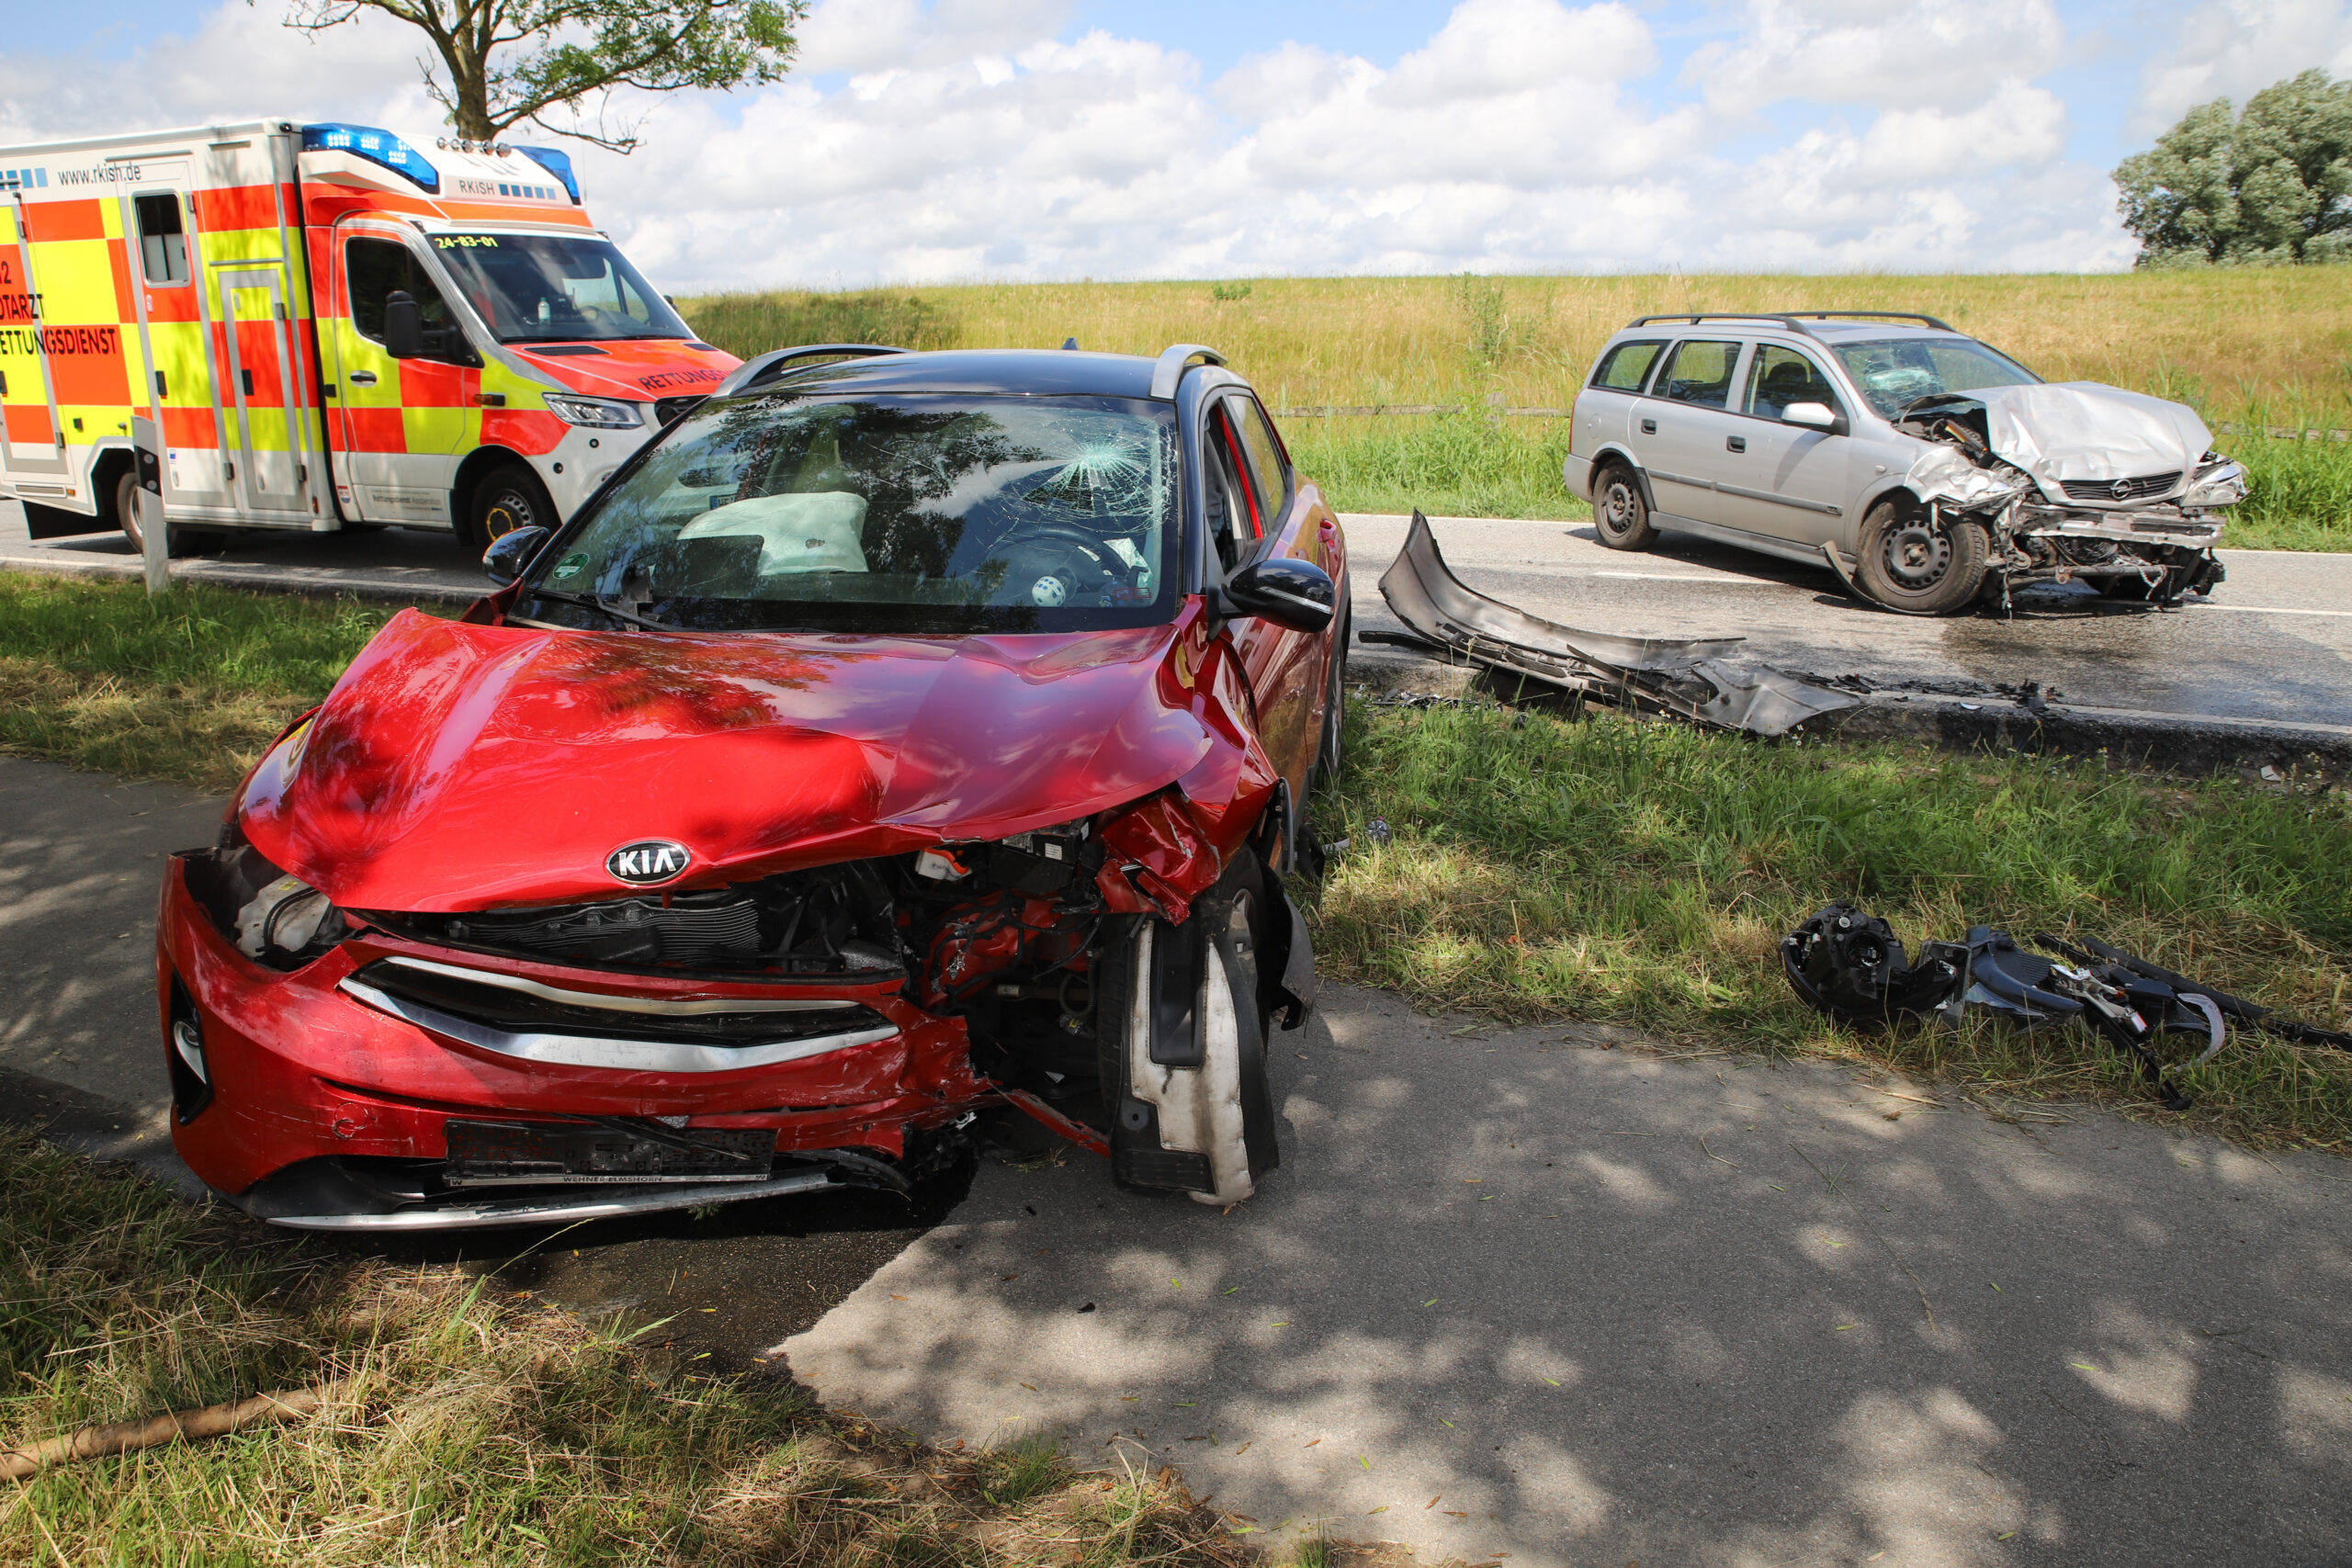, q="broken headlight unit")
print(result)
[2178,455,2248,511]
[181,825,350,972]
